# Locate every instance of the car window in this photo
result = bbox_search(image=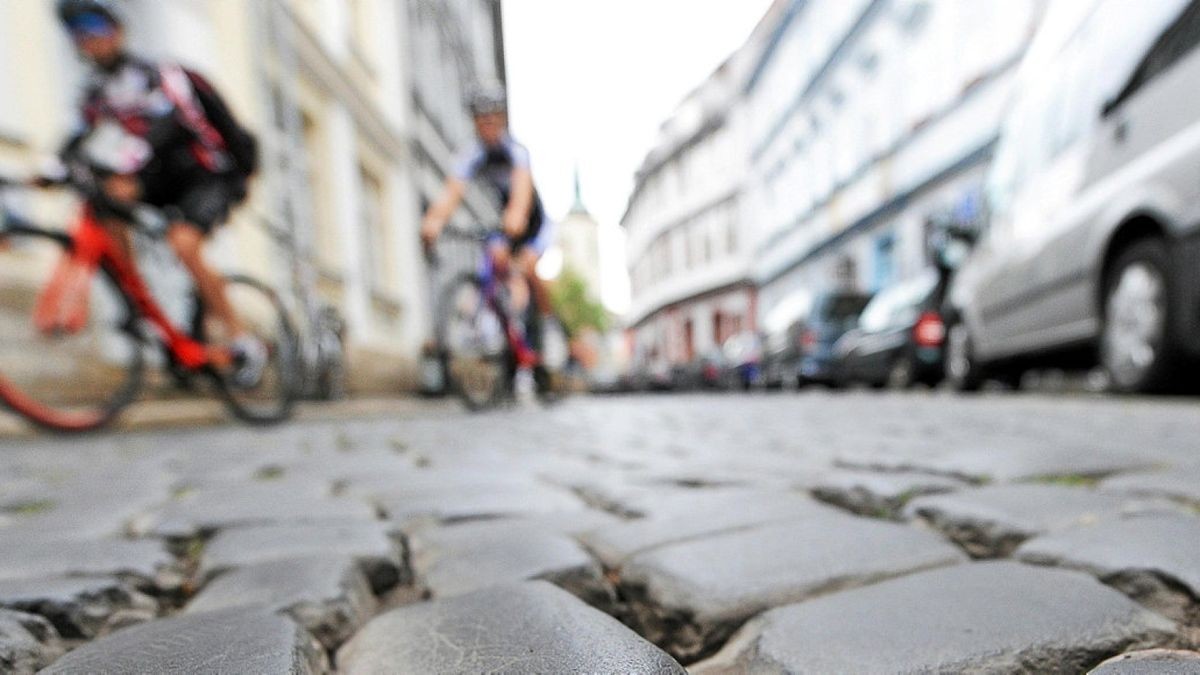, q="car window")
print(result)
[858,272,937,333]
[821,295,871,322]
[1106,0,1200,113]
[857,293,896,333]
[988,0,1191,221]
